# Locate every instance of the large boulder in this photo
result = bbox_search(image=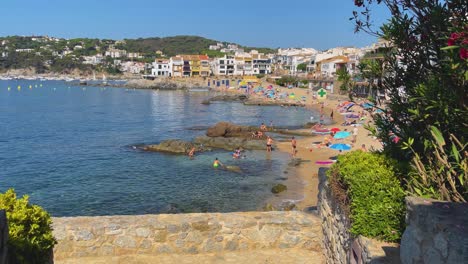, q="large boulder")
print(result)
[142,140,208,154]
[271,184,287,194]
[206,122,256,138]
